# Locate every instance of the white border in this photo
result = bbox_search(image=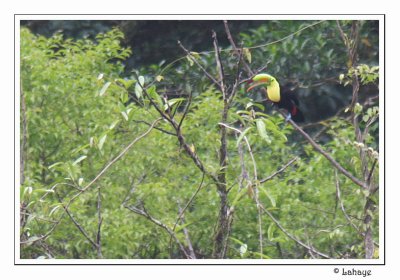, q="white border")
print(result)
[15,14,384,265]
